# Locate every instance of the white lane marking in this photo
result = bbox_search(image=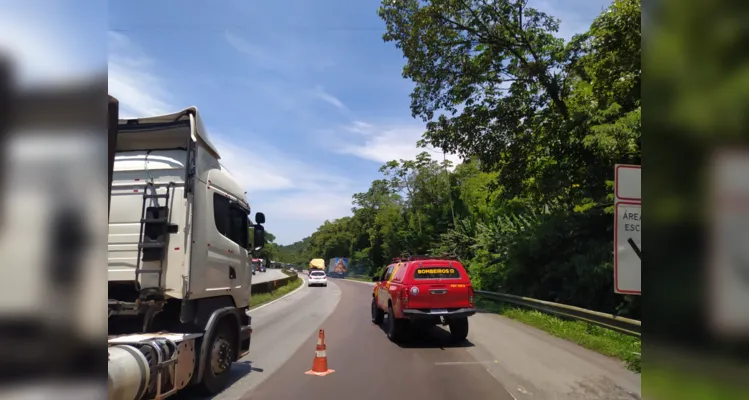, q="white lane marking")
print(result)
[338,278,375,286]
[249,275,306,312]
[434,360,499,366]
